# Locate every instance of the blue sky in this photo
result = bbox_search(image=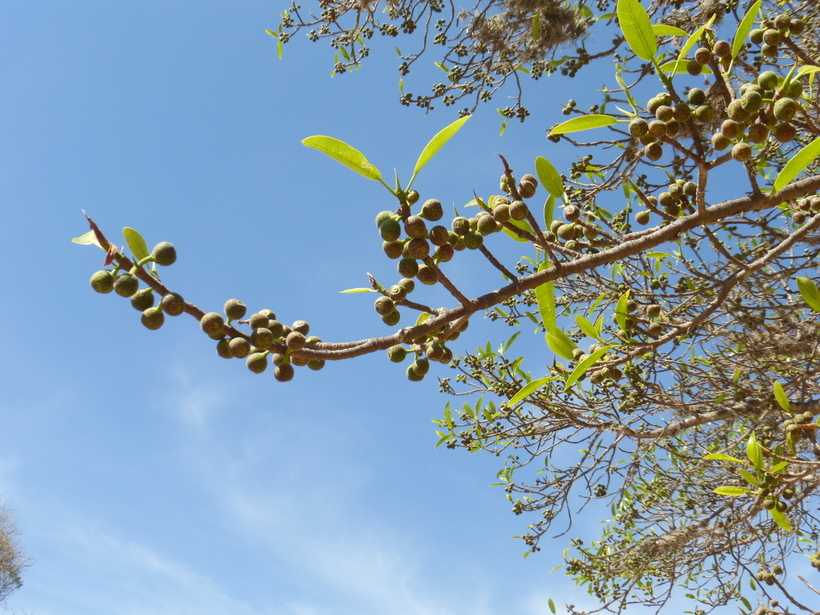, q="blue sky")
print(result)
[8,1,810,614]
[0,2,610,614]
